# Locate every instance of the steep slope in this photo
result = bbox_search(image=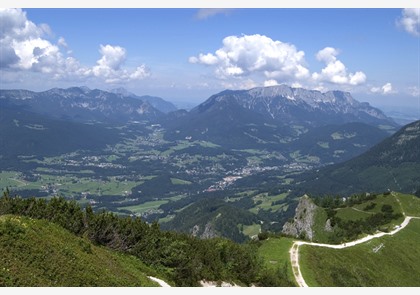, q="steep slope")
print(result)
[161,198,258,243]
[295,120,420,196]
[164,94,293,148]
[0,104,123,169]
[111,87,178,113]
[288,122,389,164]
[0,215,161,287]
[0,87,163,123]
